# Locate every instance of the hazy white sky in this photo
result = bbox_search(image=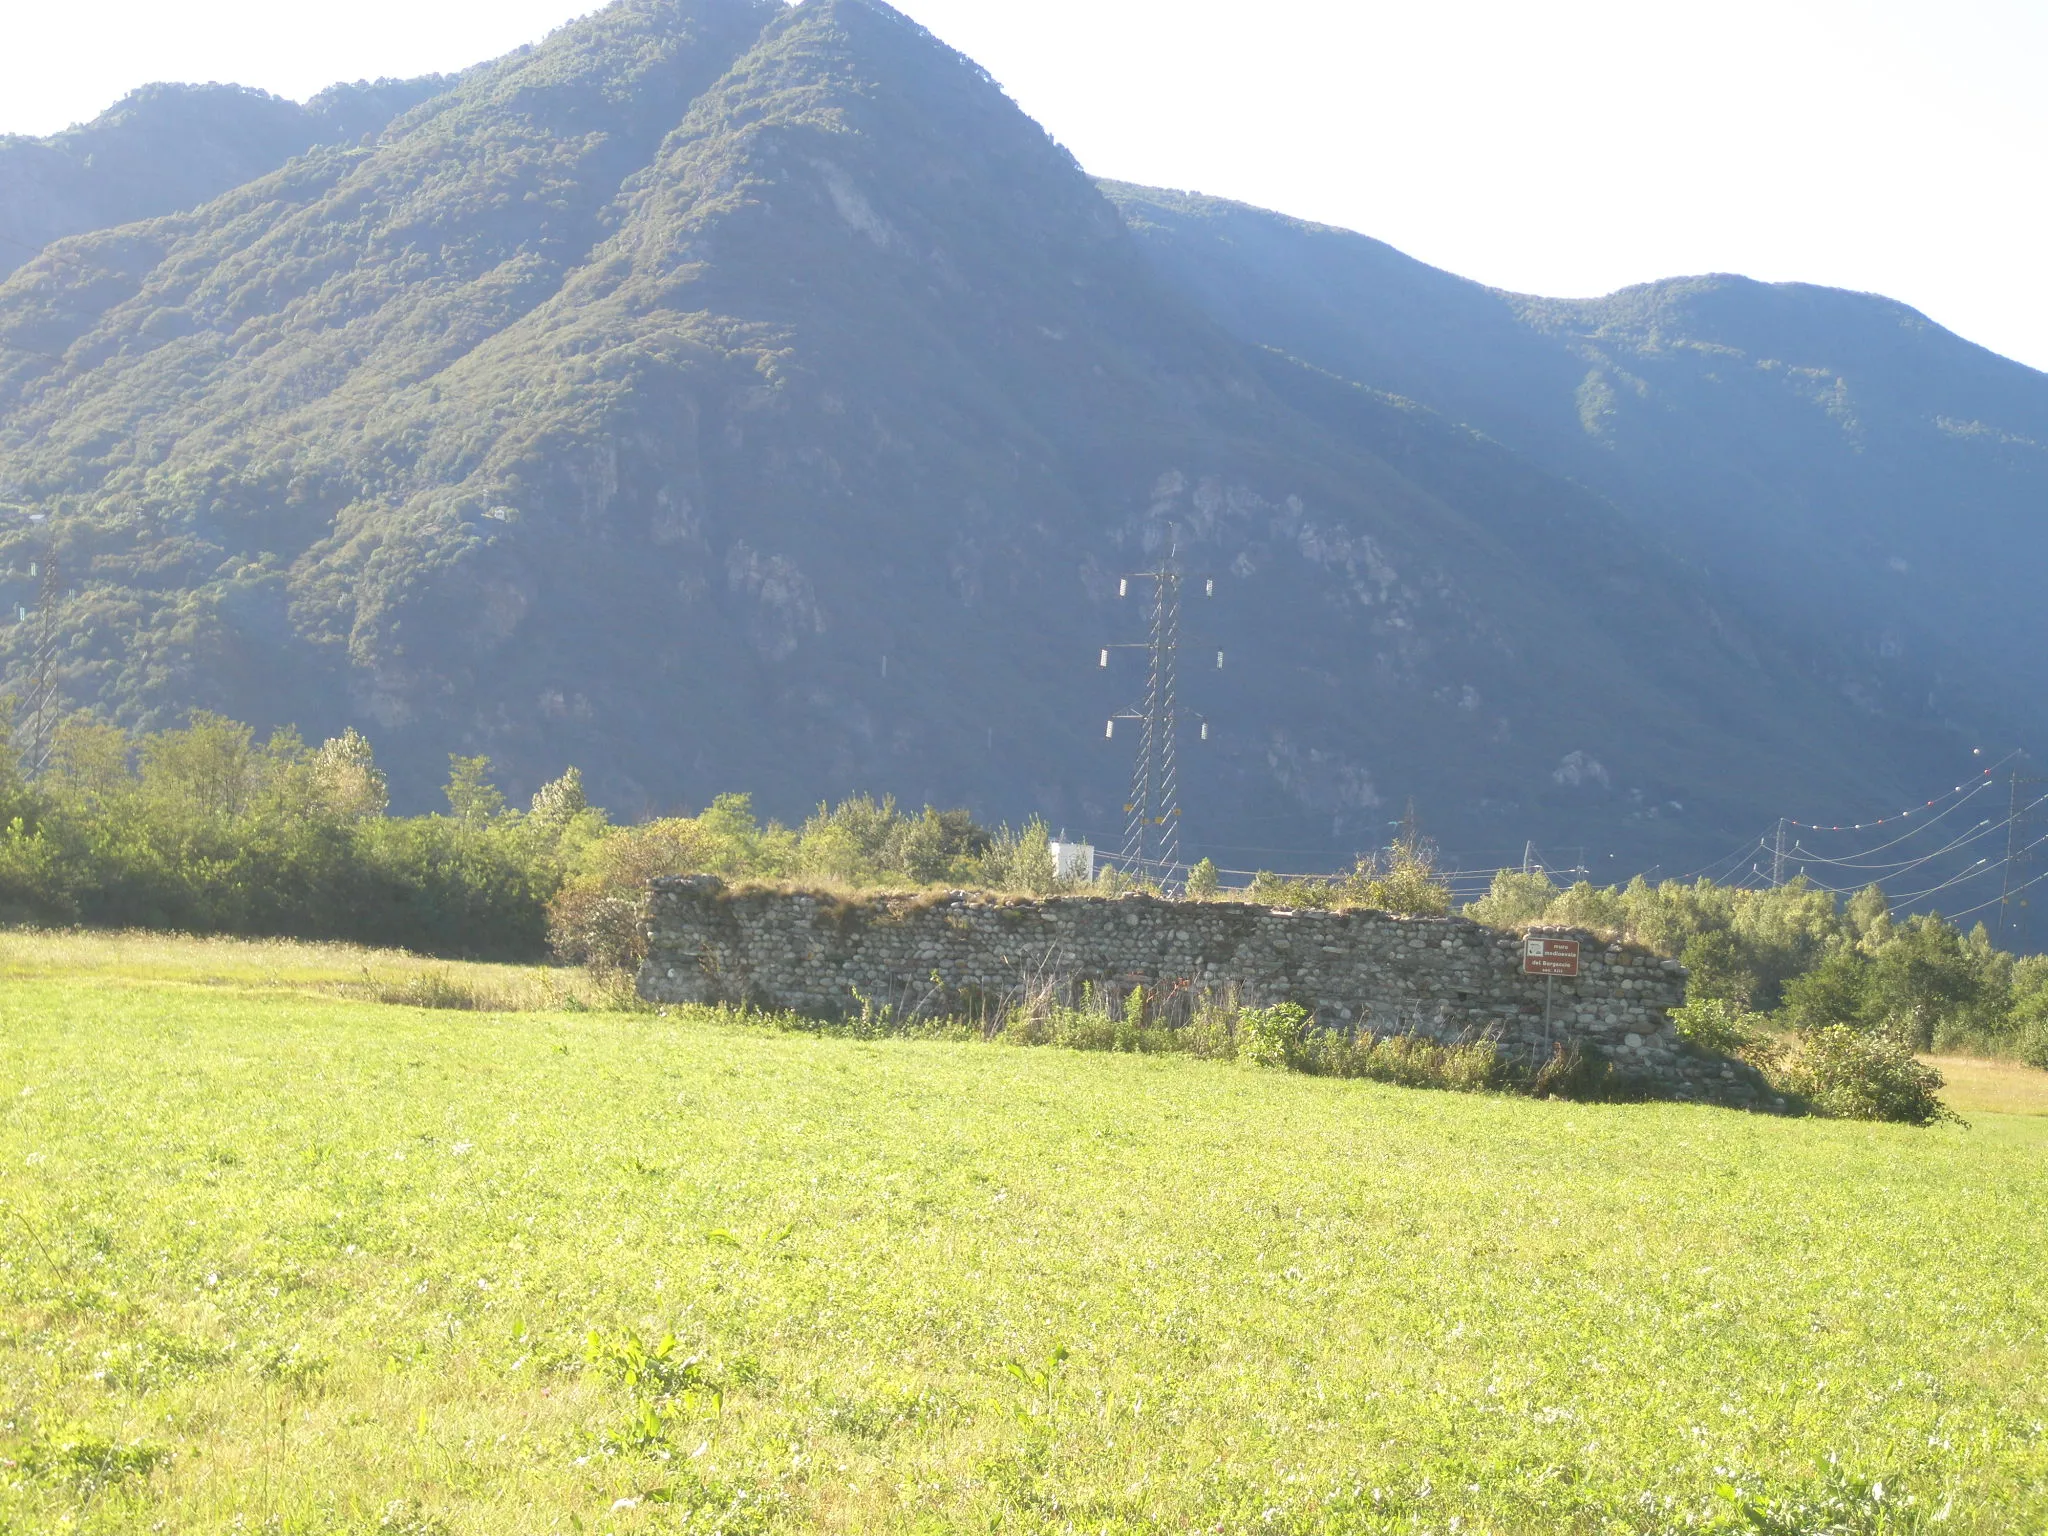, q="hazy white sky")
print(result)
[5,0,2044,371]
